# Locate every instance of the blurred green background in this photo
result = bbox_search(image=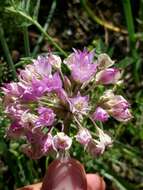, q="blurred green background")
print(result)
[0,0,143,189]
